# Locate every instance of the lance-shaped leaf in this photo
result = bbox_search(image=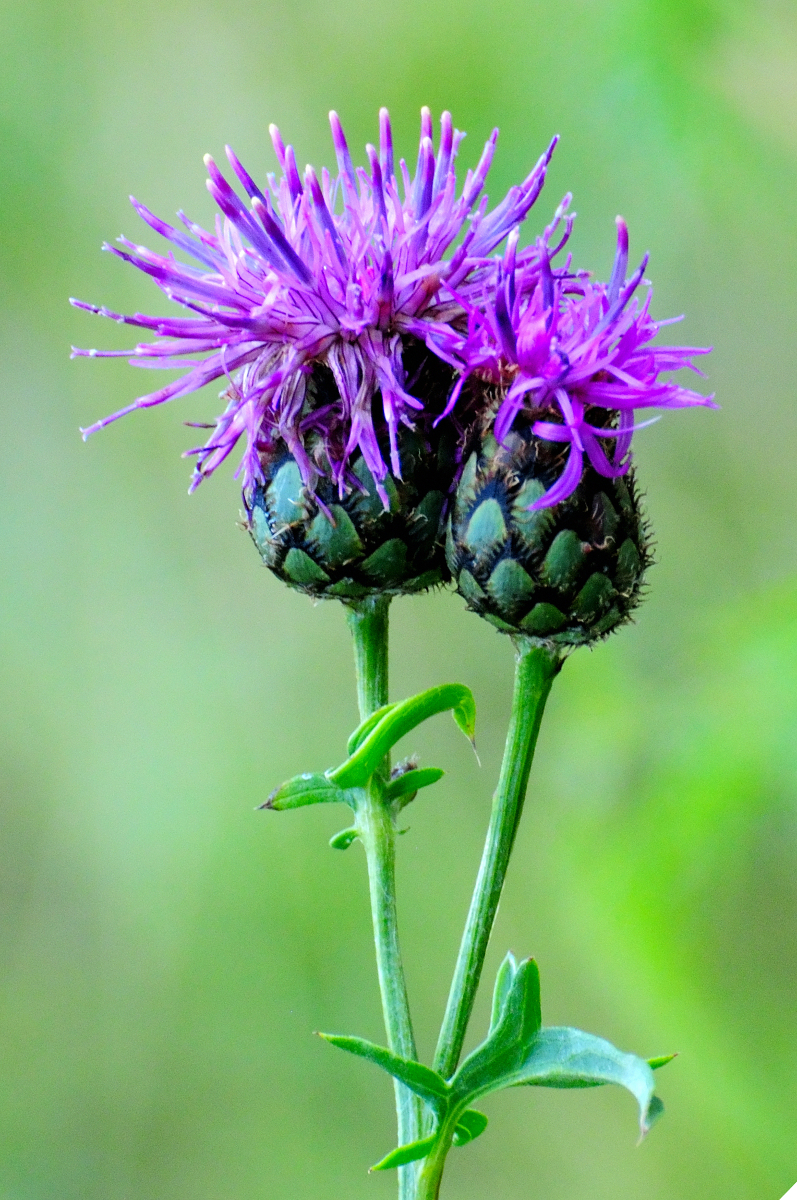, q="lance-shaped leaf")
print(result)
[262,772,353,811]
[454,1023,664,1138]
[347,703,396,755]
[489,951,519,1033]
[371,1111,489,1171]
[385,766,445,805]
[510,1027,664,1138]
[319,1034,450,1107]
[452,958,542,1100]
[329,684,476,789]
[370,1133,437,1172]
